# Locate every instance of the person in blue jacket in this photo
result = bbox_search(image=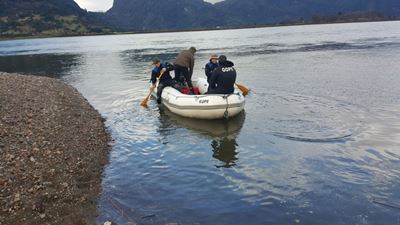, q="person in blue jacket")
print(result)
[207,55,236,94]
[205,54,219,83]
[151,57,175,104]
